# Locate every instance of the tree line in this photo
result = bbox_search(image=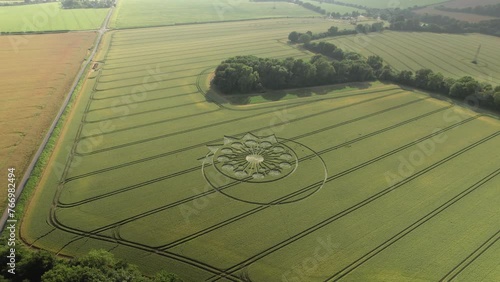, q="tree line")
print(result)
[253,0,366,18]
[320,0,368,10]
[0,246,180,282]
[288,22,384,44]
[212,50,377,94]
[435,3,500,18]
[387,9,500,37]
[212,41,500,112]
